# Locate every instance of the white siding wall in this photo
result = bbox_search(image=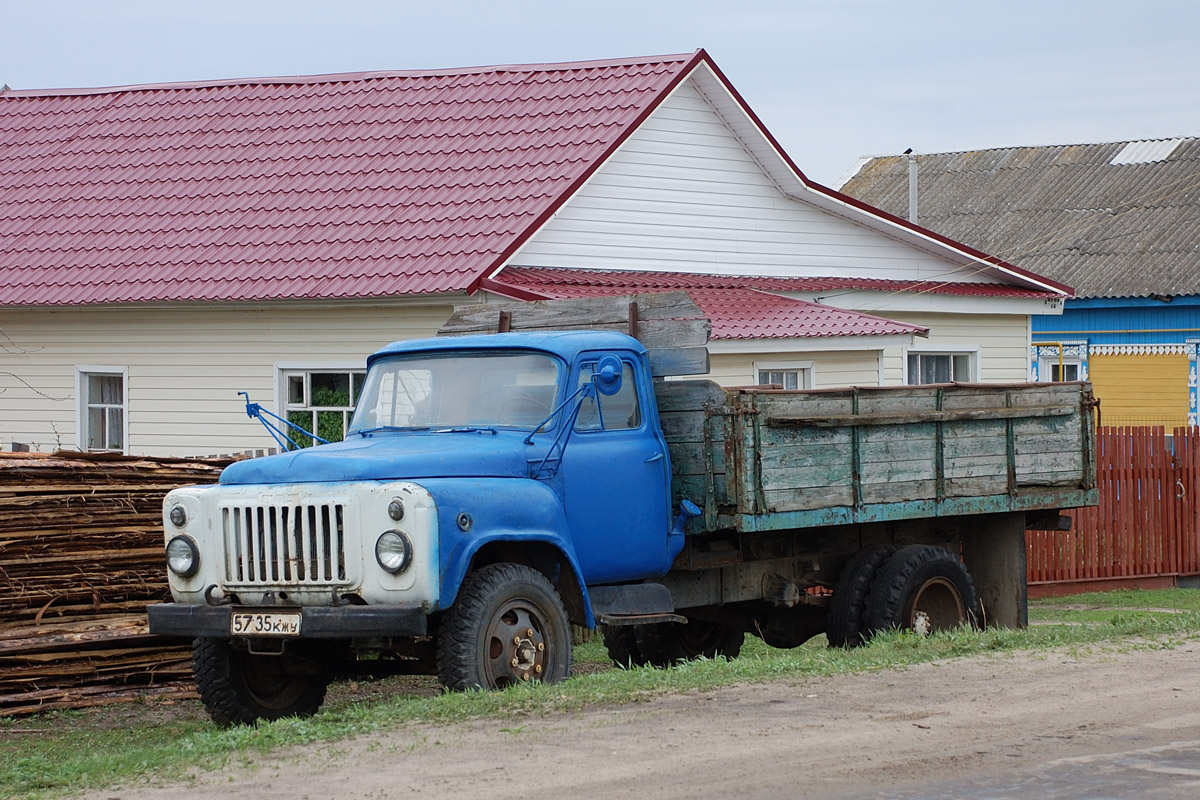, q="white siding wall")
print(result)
[708,350,882,389]
[512,79,989,284]
[880,313,1032,385]
[0,302,453,457]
